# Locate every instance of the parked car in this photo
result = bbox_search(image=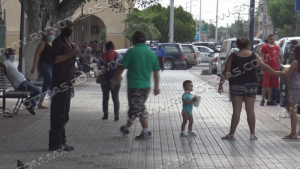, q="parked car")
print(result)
[216,38,237,75]
[195,46,214,63]
[193,46,202,64]
[277,37,300,57]
[193,42,217,51]
[115,48,128,57]
[180,44,199,69]
[209,53,219,74]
